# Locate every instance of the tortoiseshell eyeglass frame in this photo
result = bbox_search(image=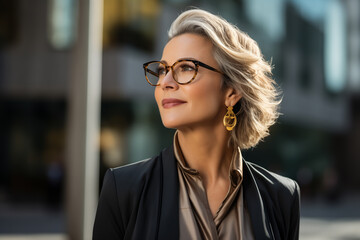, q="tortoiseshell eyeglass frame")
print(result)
[143,59,225,86]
